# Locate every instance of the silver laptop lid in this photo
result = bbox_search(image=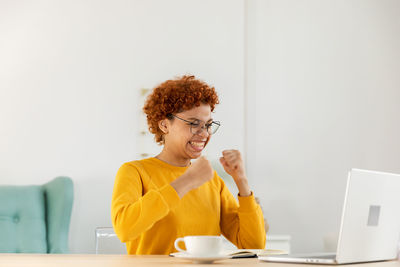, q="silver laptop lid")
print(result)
[336,169,400,264]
